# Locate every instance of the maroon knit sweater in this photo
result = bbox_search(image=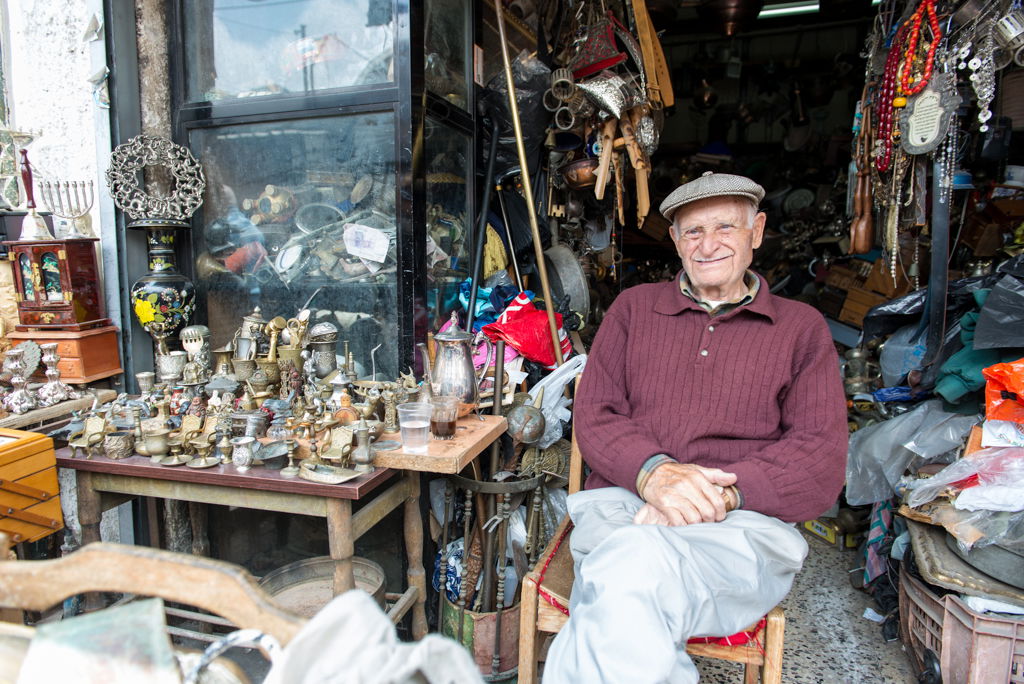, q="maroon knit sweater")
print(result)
[576,272,848,523]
